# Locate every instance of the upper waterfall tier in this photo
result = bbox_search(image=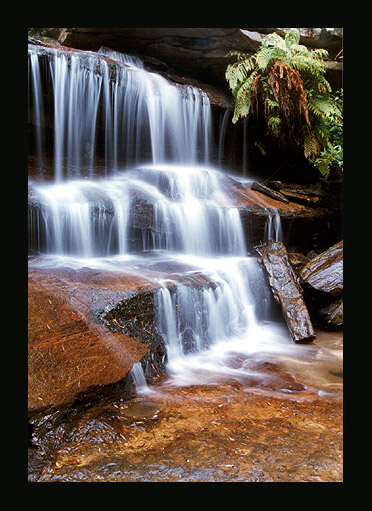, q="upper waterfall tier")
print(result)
[28,44,212,180]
